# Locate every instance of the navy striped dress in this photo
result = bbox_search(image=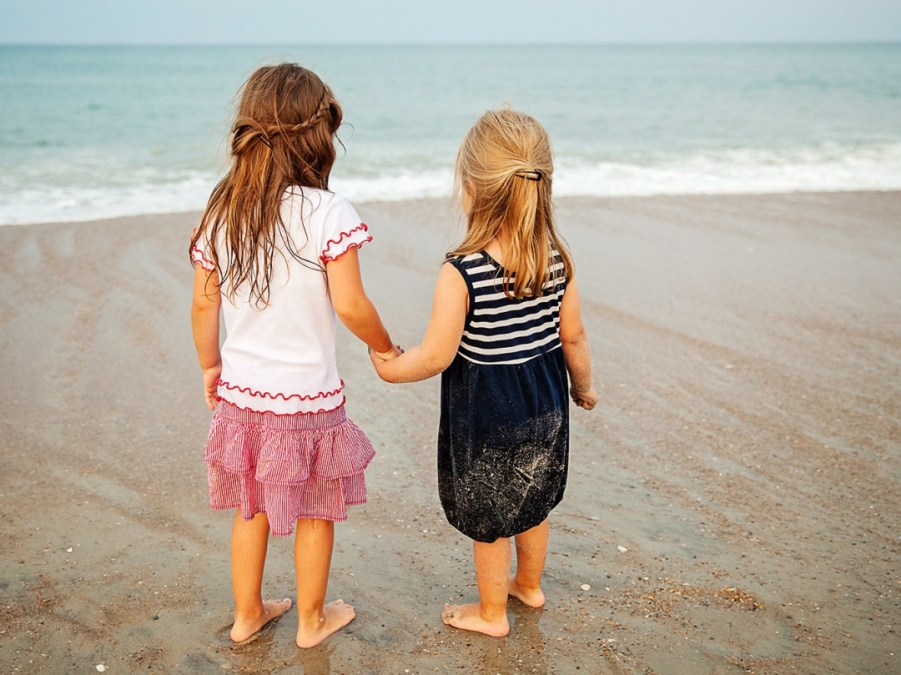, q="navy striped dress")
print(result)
[438,250,570,543]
